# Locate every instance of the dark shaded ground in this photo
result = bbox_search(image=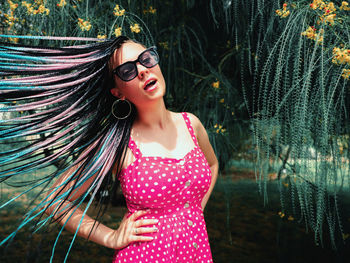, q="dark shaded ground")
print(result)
[1,167,350,263]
